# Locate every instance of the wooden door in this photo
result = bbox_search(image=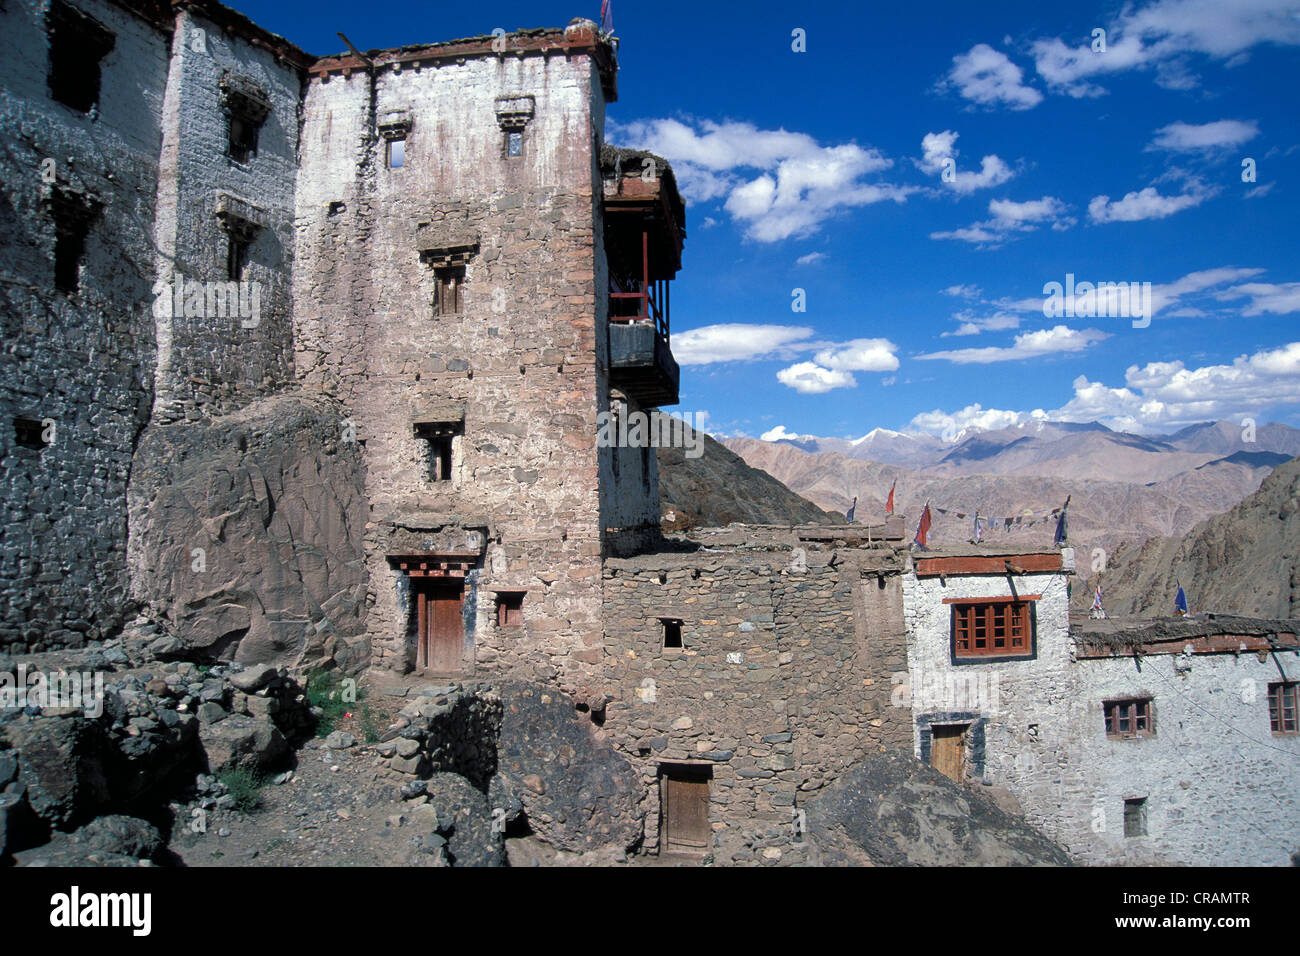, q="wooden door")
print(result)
[415,582,463,674]
[662,767,710,853]
[931,725,966,783]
